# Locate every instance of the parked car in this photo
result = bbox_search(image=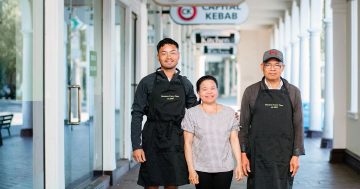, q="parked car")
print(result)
[0,84,15,99]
